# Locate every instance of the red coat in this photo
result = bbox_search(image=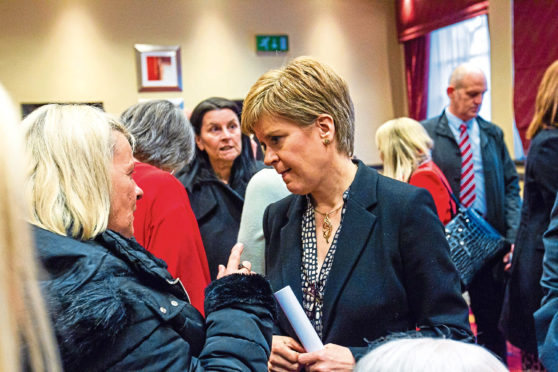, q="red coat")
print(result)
[133,162,210,314]
[409,160,455,225]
